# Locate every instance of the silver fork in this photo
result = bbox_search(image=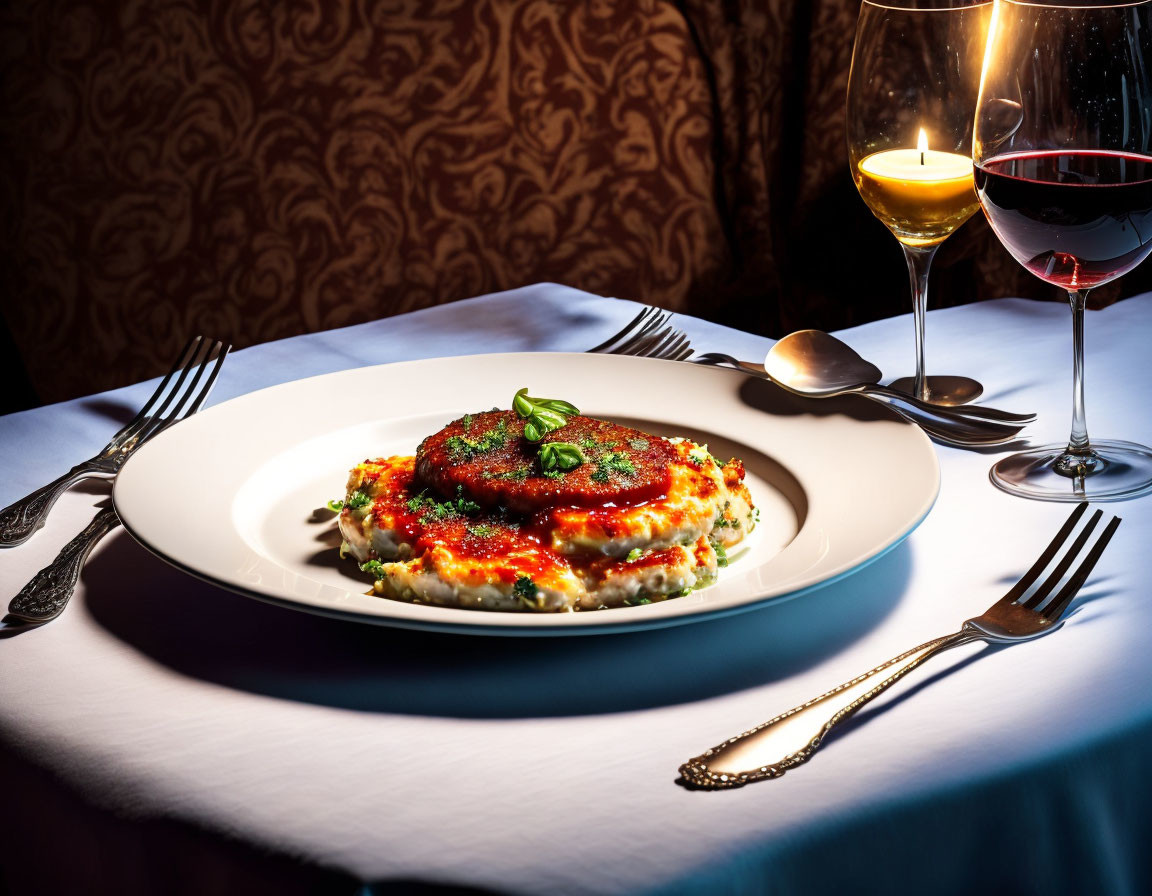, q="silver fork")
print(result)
[679,503,1121,789]
[0,336,230,548]
[5,337,229,625]
[593,310,1028,445]
[586,306,693,360]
